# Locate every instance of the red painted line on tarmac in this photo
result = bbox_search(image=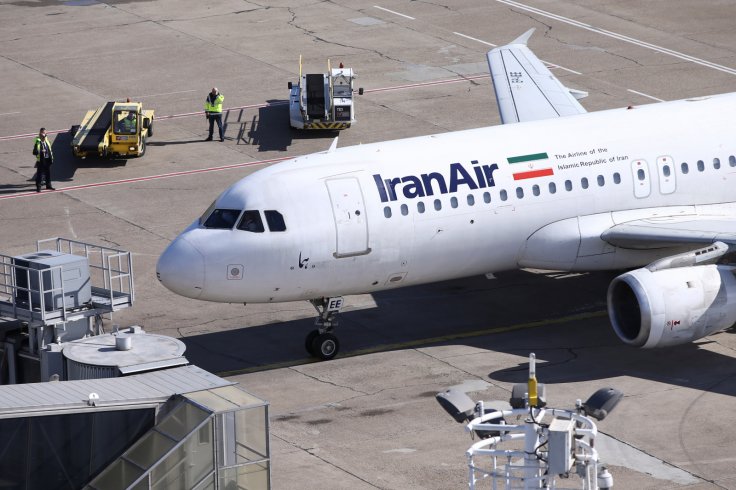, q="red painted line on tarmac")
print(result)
[0,156,291,201]
[0,75,490,141]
